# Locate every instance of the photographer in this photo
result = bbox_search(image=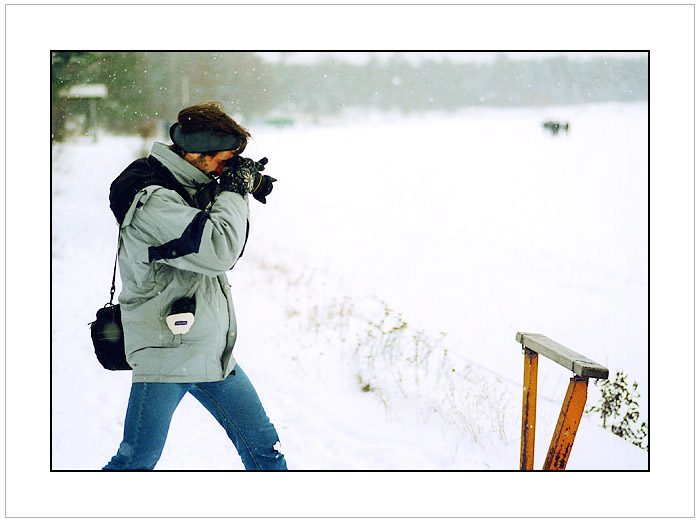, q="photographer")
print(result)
[103,102,285,470]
